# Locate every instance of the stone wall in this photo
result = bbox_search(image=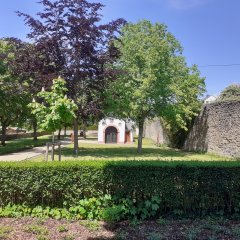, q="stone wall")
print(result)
[143,118,169,145]
[184,101,240,158]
